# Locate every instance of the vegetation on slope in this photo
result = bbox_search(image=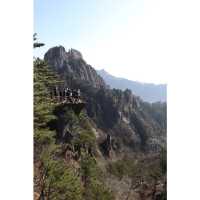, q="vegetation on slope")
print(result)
[34,43,114,199]
[34,40,166,200]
